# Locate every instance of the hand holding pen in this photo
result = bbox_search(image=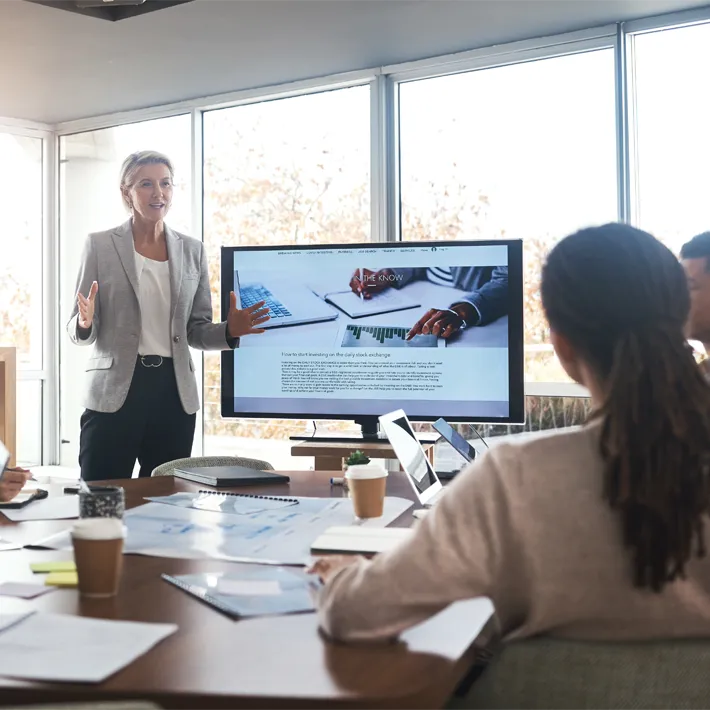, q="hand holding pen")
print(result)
[348,268,394,300]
